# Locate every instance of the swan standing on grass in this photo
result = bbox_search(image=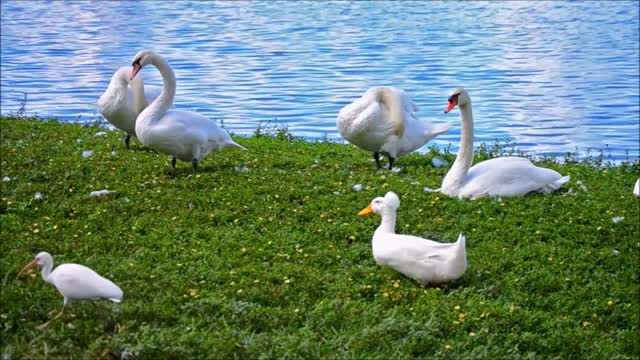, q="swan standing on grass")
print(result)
[98,67,163,149]
[358,192,467,284]
[17,252,123,329]
[441,88,570,199]
[130,50,246,178]
[337,86,450,170]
